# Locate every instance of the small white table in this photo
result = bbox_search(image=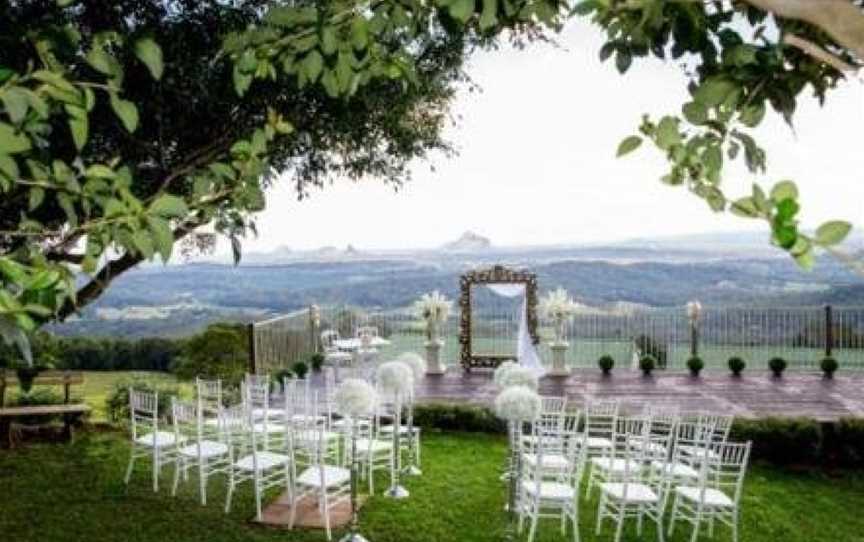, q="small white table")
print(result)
[333,337,391,351]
